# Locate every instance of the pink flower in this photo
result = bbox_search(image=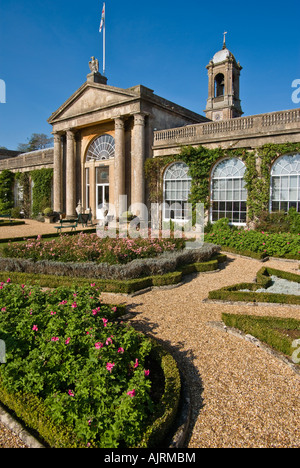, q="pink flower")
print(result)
[6,278,11,283]
[50,311,56,316]
[65,337,71,345]
[127,389,136,398]
[95,342,103,349]
[1,307,6,312]
[144,370,150,377]
[134,358,139,369]
[32,325,38,332]
[51,337,59,342]
[68,390,75,397]
[91,283,96,287]
[59,300,68,305]
[102,318,108,327]
[105,337,113,345]
[106,362,115,373]
[118,347,124,354]
[71,302,77,308]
